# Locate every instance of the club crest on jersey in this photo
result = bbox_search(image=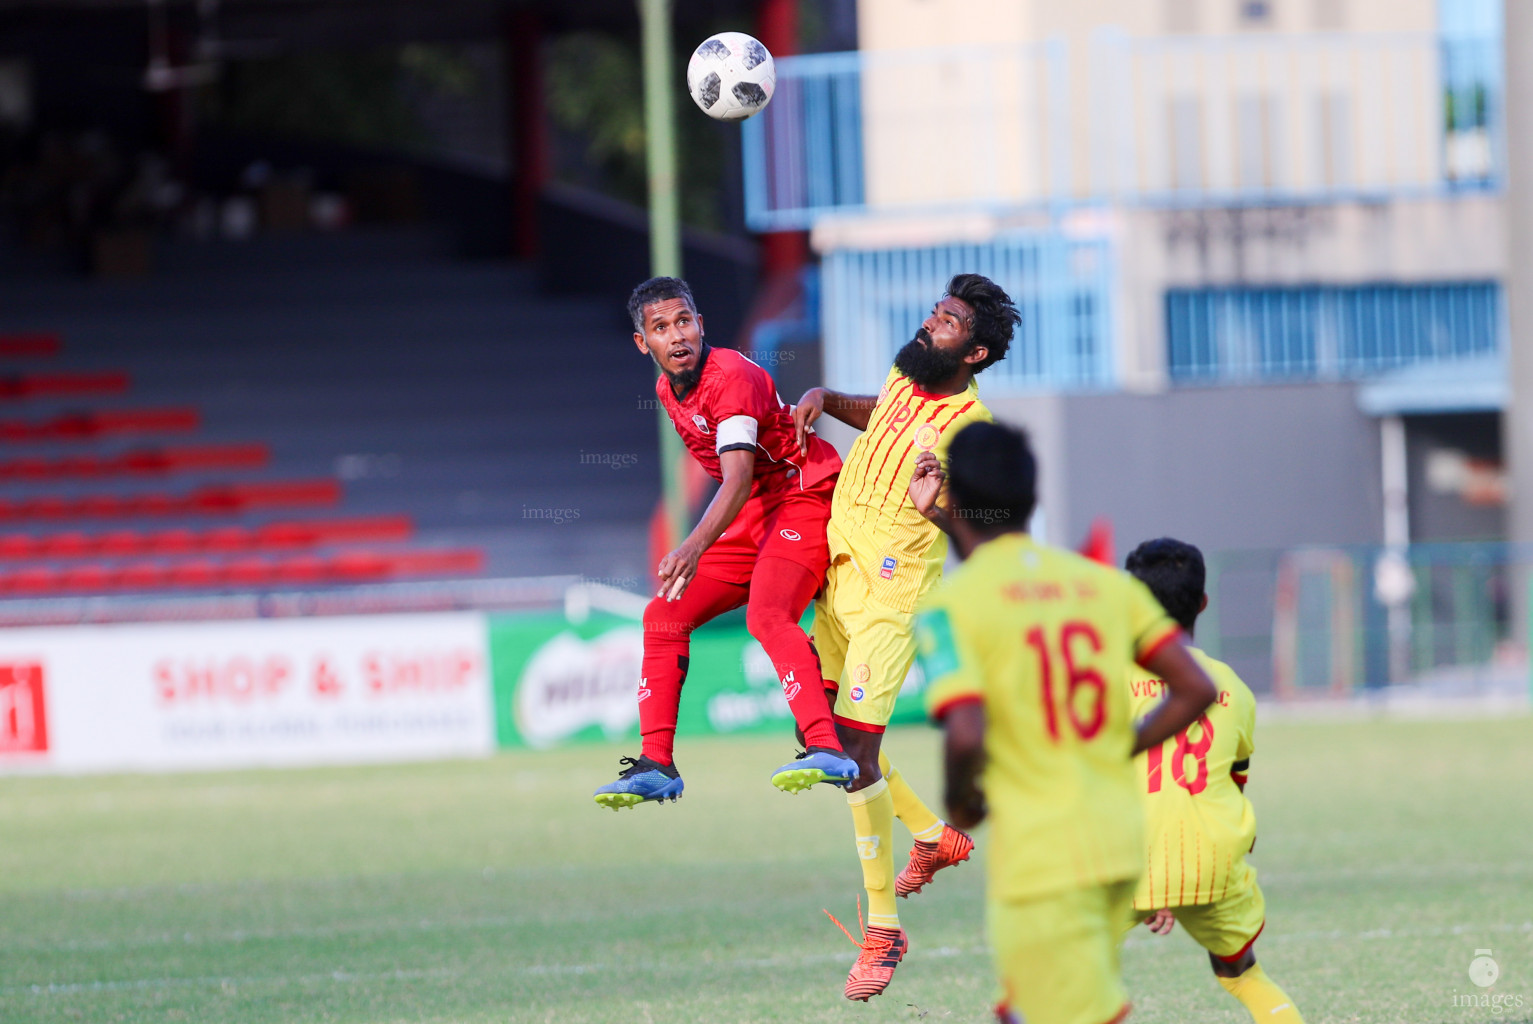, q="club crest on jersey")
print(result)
[692,414,711,434]
[780,529,801,542]
[854,663,871,684]
[879,556,898,580]
[850,685,866,703]
[914,424,940,451]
